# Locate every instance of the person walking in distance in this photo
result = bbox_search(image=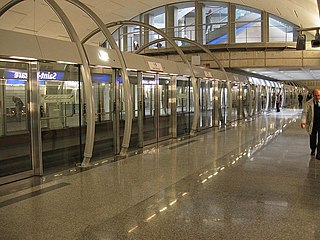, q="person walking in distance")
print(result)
[301,89,320,159]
